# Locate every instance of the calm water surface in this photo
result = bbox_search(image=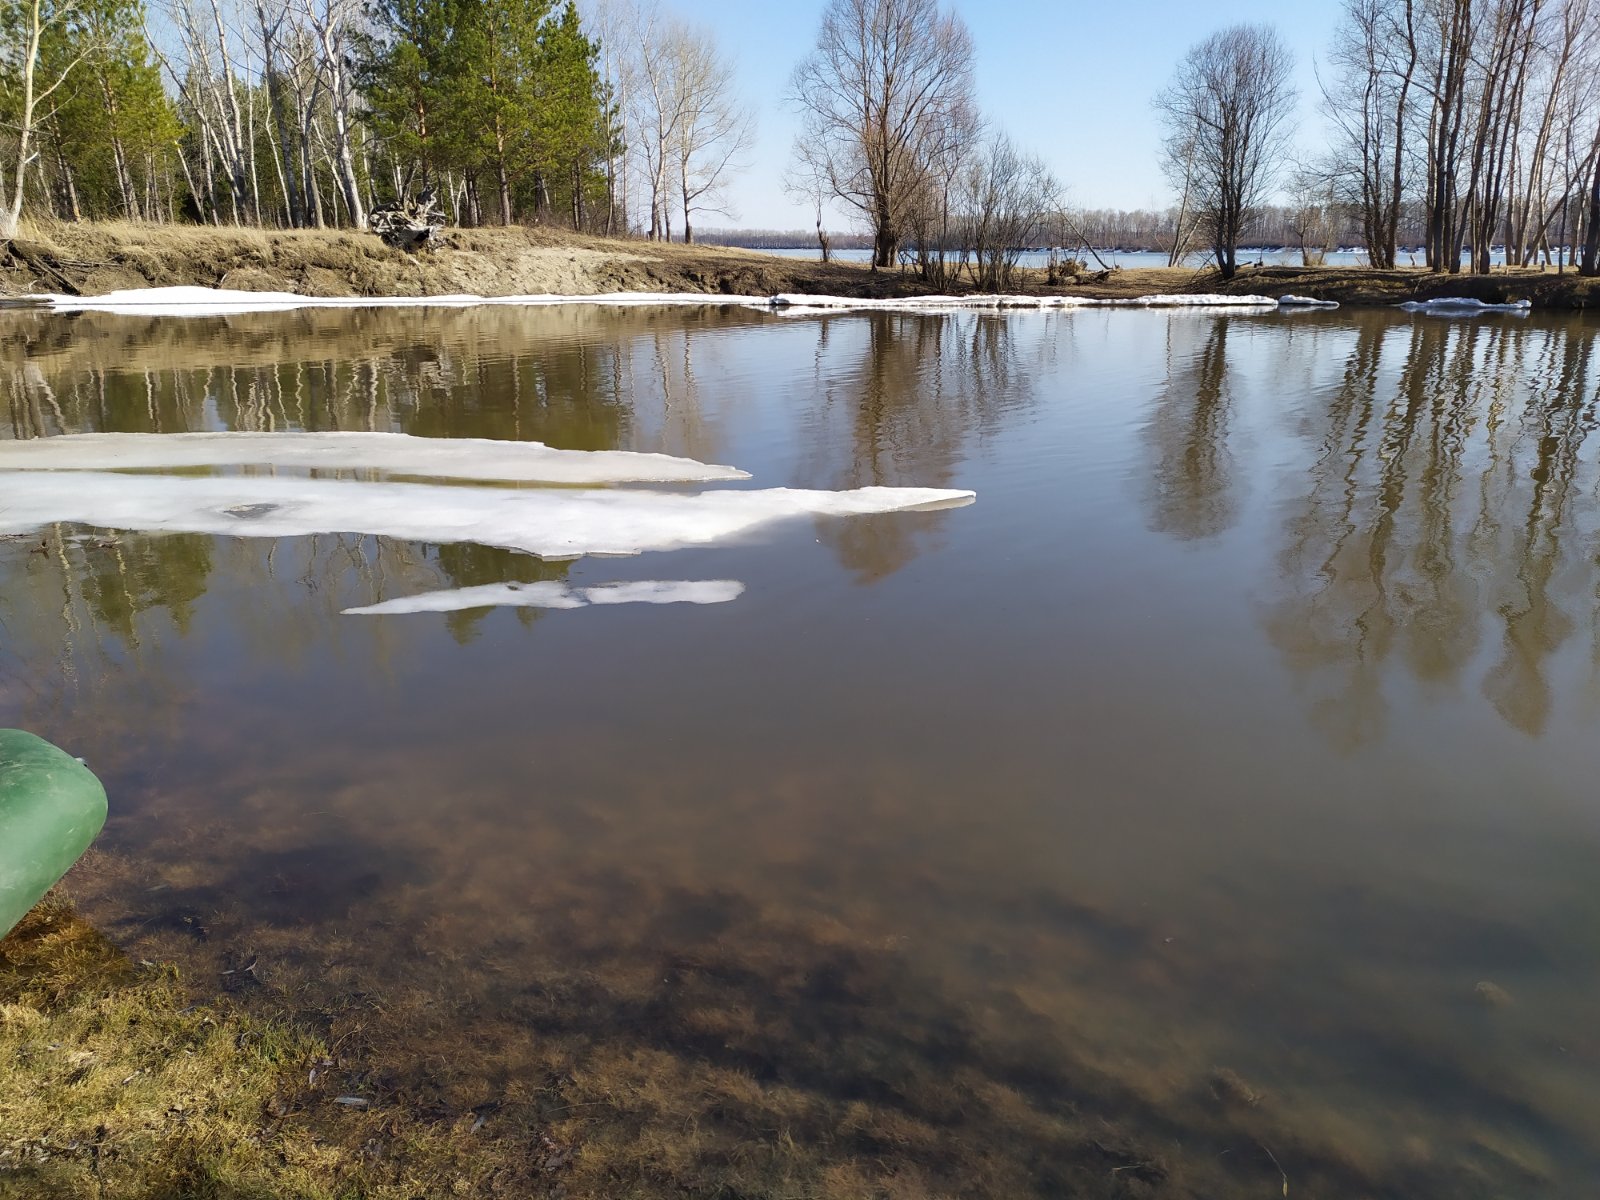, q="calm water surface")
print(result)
[4,303,1600,1197]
